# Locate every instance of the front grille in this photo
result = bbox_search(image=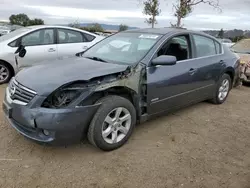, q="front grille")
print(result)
[9,79,37,104]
